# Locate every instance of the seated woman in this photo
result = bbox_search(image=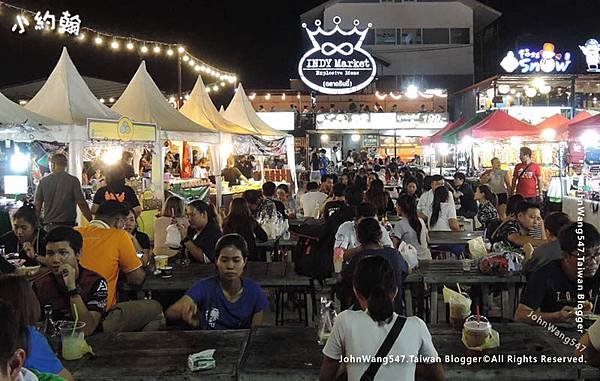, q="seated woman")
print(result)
[0,275,74,381]
[153,196,188,257]
[364,179,395,219]
[222,198,267,261]
[428,187,461,232]
[320,256,444,381]
[123,208,151,266]
[166,234,269,330]
[176,200,222,263]
[475,184,500,228]
[401,177,421,199]
[340,218,408,313]
[0,205,47,266]
[391,194,431,260]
